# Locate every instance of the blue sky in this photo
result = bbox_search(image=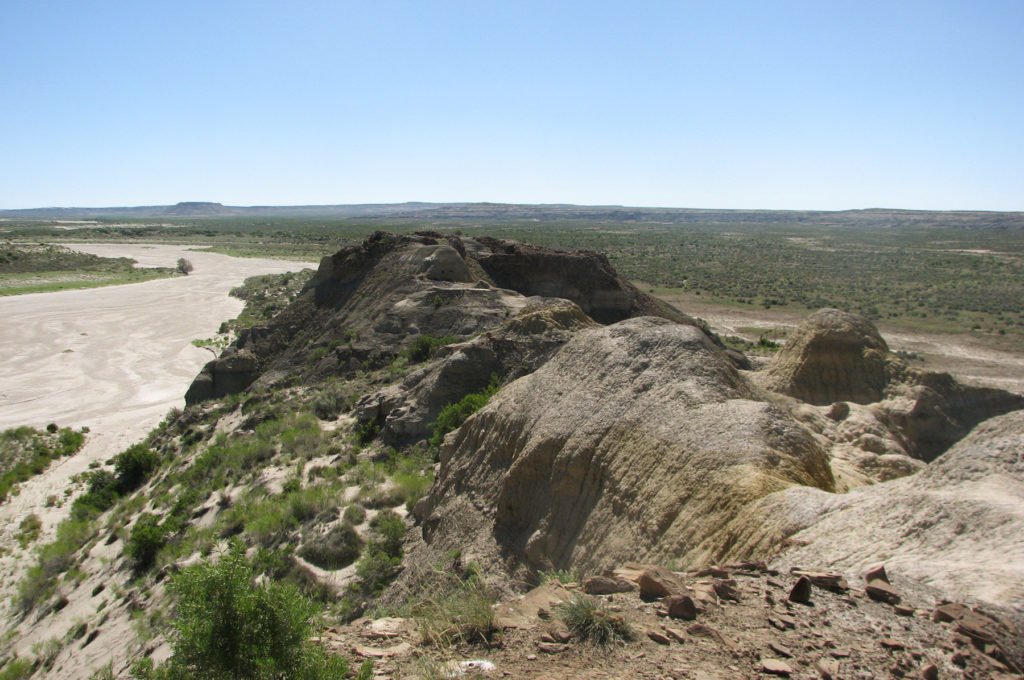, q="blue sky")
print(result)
[1,1,1022,210]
